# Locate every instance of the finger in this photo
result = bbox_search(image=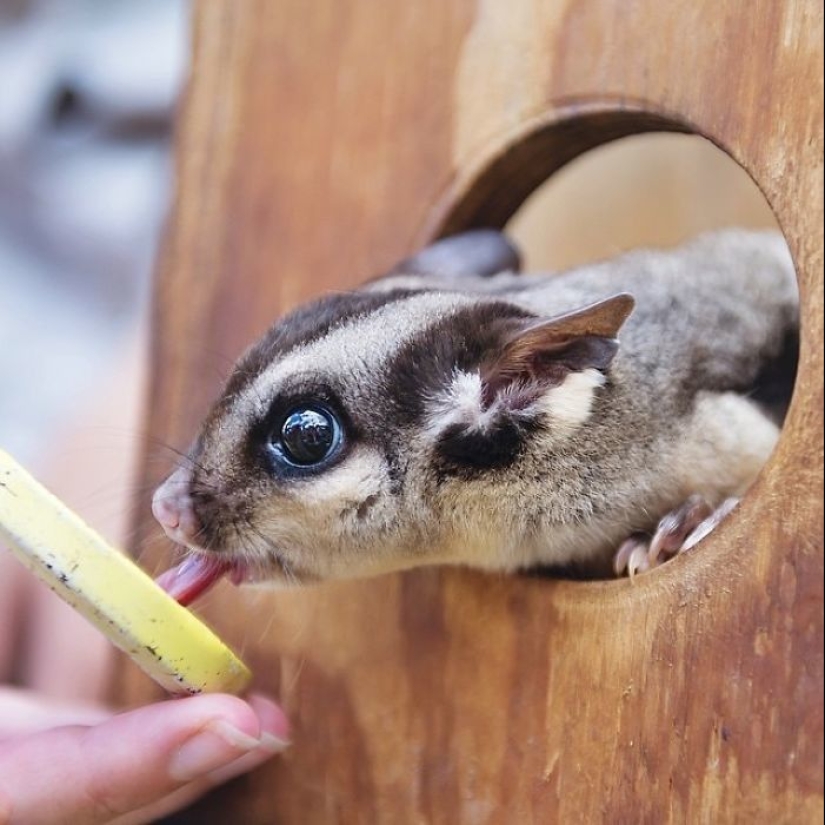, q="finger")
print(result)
[111,737,283,825]
[110,695,290,825]
[0,692,289,825]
